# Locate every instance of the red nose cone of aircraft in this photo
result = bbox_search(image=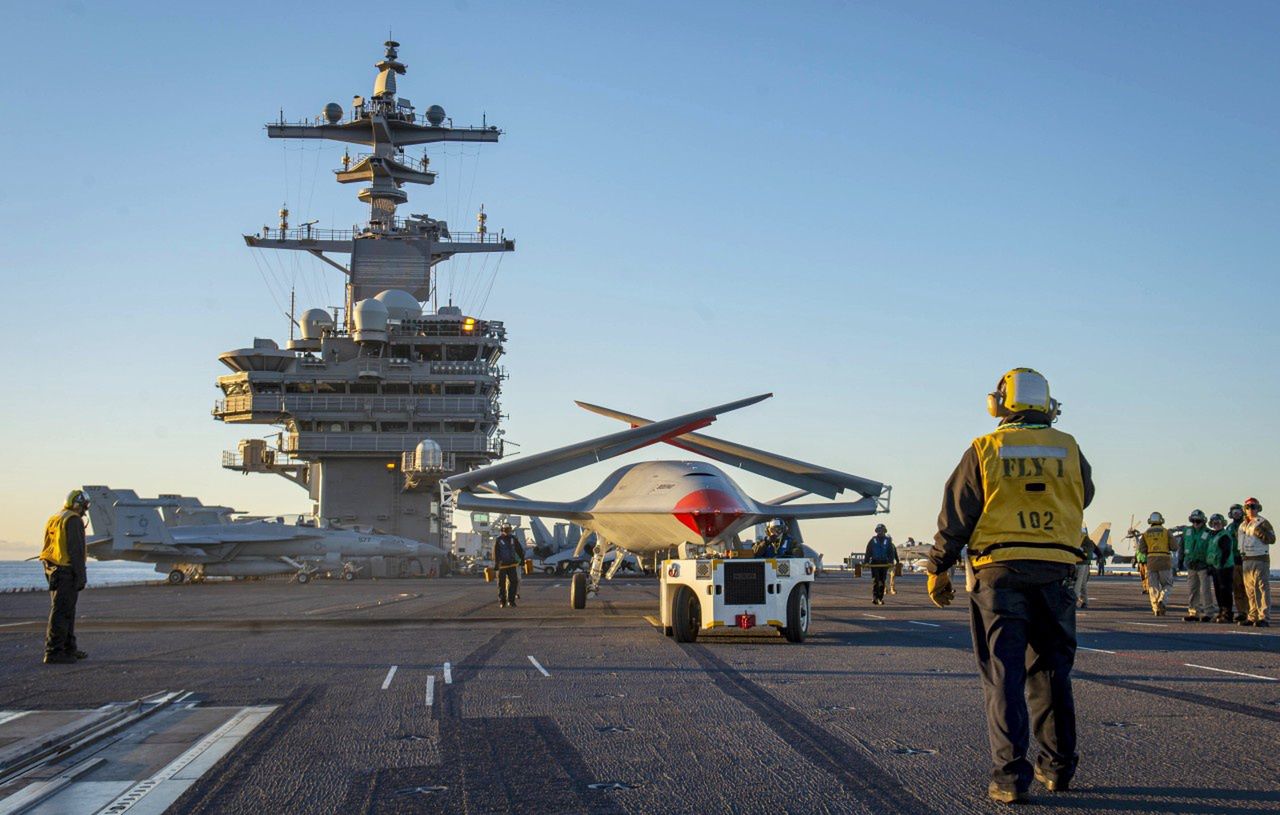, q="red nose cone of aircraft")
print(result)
[673,489,745,540]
